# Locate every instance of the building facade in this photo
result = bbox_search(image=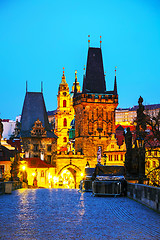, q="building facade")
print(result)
[73,47,118,161]
[20,91,57,164]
